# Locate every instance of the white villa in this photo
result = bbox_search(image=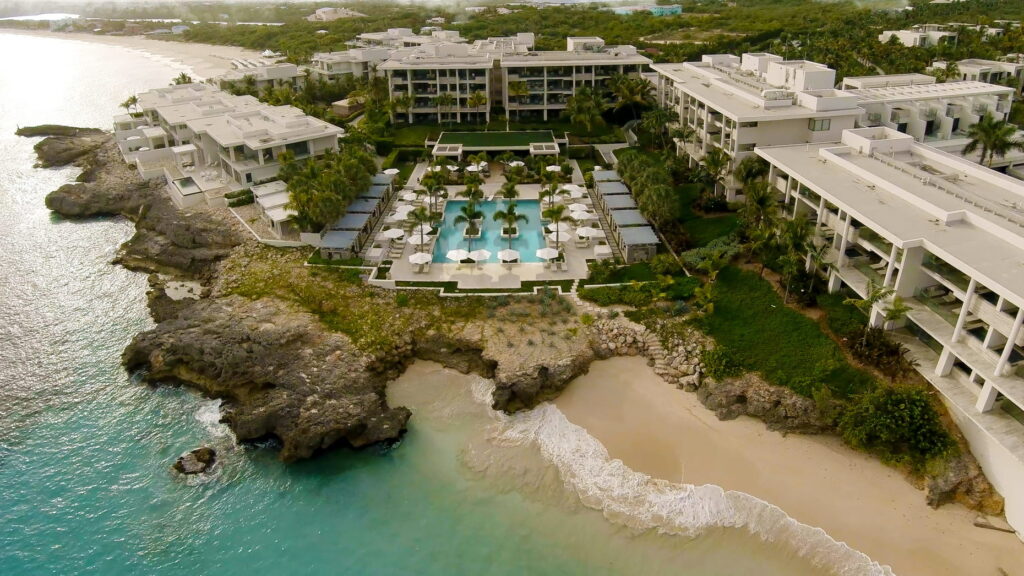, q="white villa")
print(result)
[756,126,1024,537]
[113,83,343,208]
[308,48,392,83]
[354,28,465,49]
[215,63,306,93]
[879,24,958,48]
[652,53,862,198]
[931,58,1024,95]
